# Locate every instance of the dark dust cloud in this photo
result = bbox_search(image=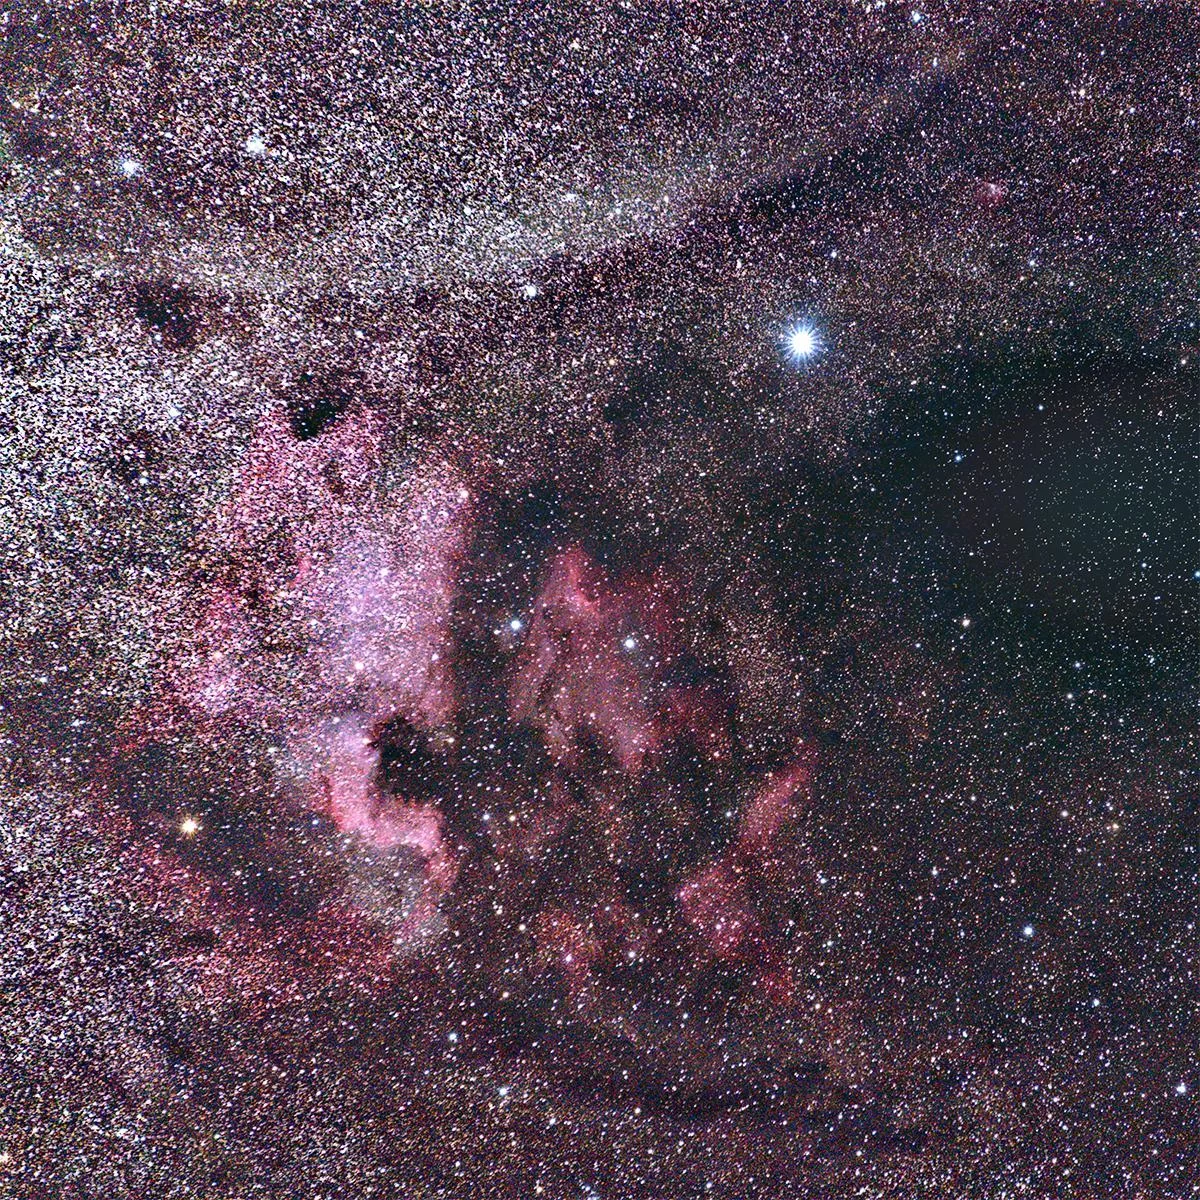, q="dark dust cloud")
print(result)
[1,3,1198,1197]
